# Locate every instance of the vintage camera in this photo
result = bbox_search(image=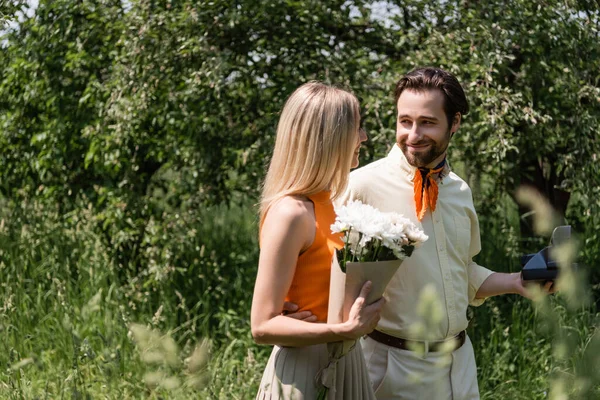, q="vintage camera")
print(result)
[520,225,576,282]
